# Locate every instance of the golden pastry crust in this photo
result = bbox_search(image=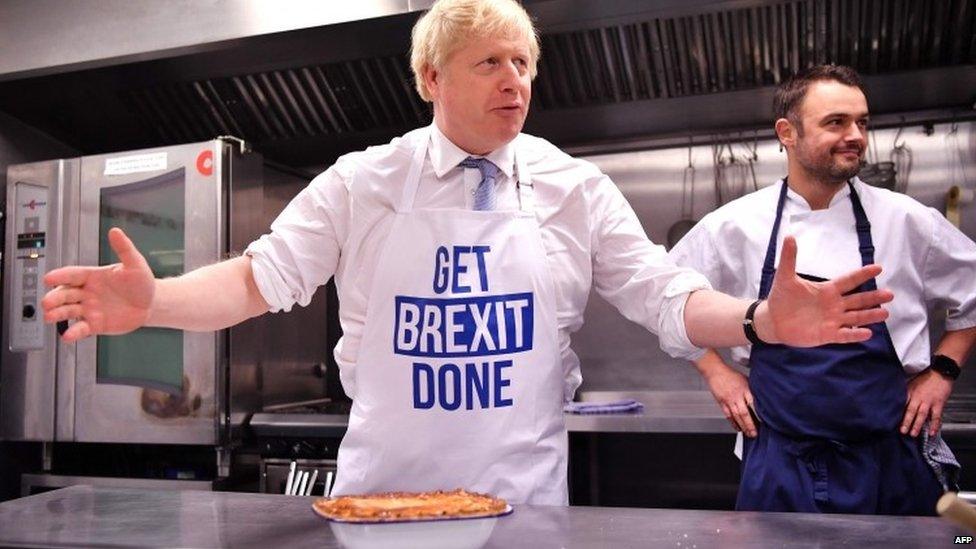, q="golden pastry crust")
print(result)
[312,488,508,522]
